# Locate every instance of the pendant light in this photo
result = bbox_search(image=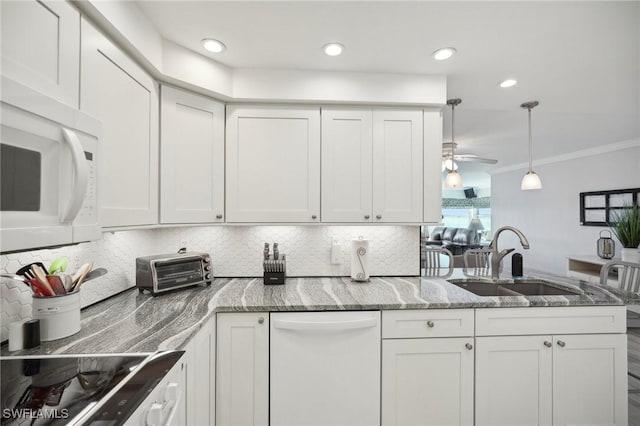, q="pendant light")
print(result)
[520,101,542,190]
[444,98,463,188]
